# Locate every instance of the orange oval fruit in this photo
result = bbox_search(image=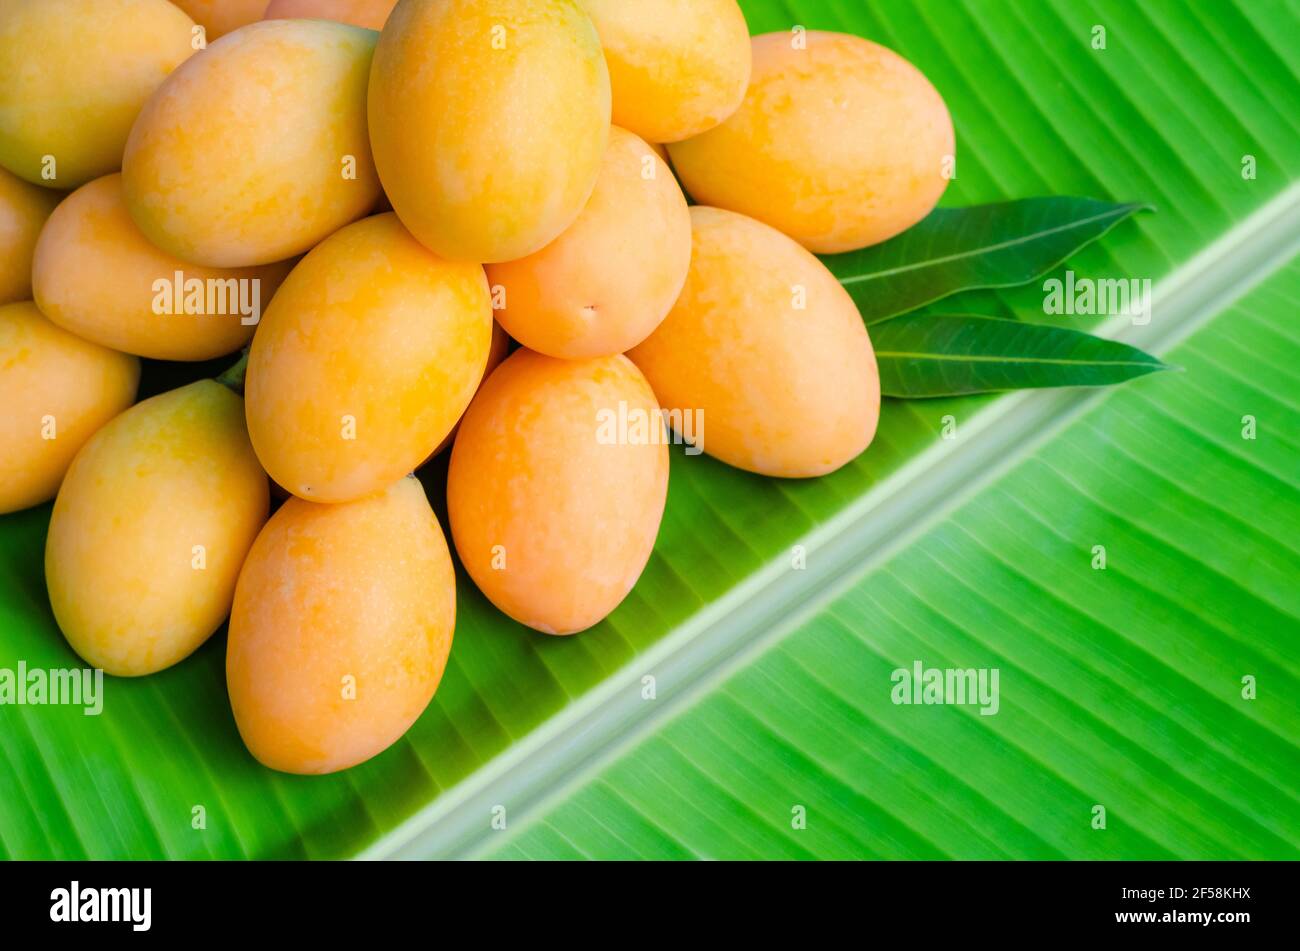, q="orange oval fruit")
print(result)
[629,206,879,478]
[245,213,492,502]
[45,380,268,675]
[227,476,455,775]
[33,174,292,361]
[448,350,668,635]
[669,32,954,253]
[368,0,610,262]
[0,301,139,514]
[486,126,691,359]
